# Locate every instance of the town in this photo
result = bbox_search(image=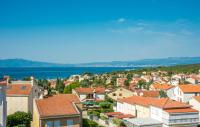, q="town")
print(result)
[1,64,200,127]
